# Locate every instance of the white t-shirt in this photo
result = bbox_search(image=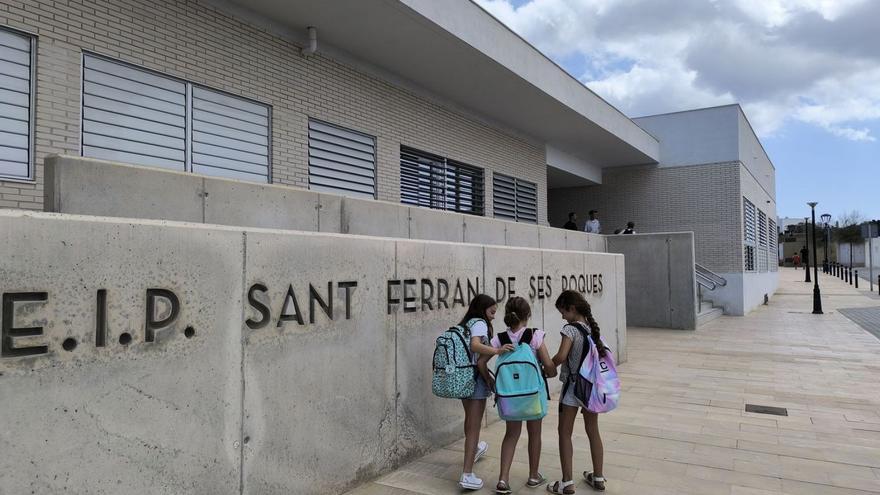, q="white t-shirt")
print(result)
[584,219,601,234]
[469,319,489,365]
